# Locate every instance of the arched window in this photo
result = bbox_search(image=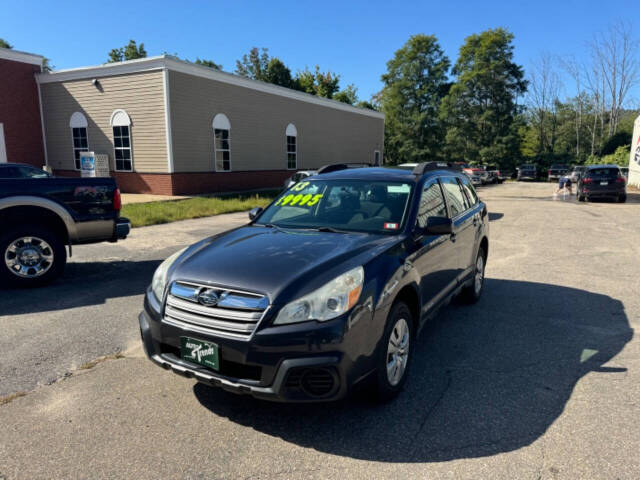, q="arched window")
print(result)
[69,112,89,170]
[110,109,132,171]
[212,113,231,172]
[286,123,297,170]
